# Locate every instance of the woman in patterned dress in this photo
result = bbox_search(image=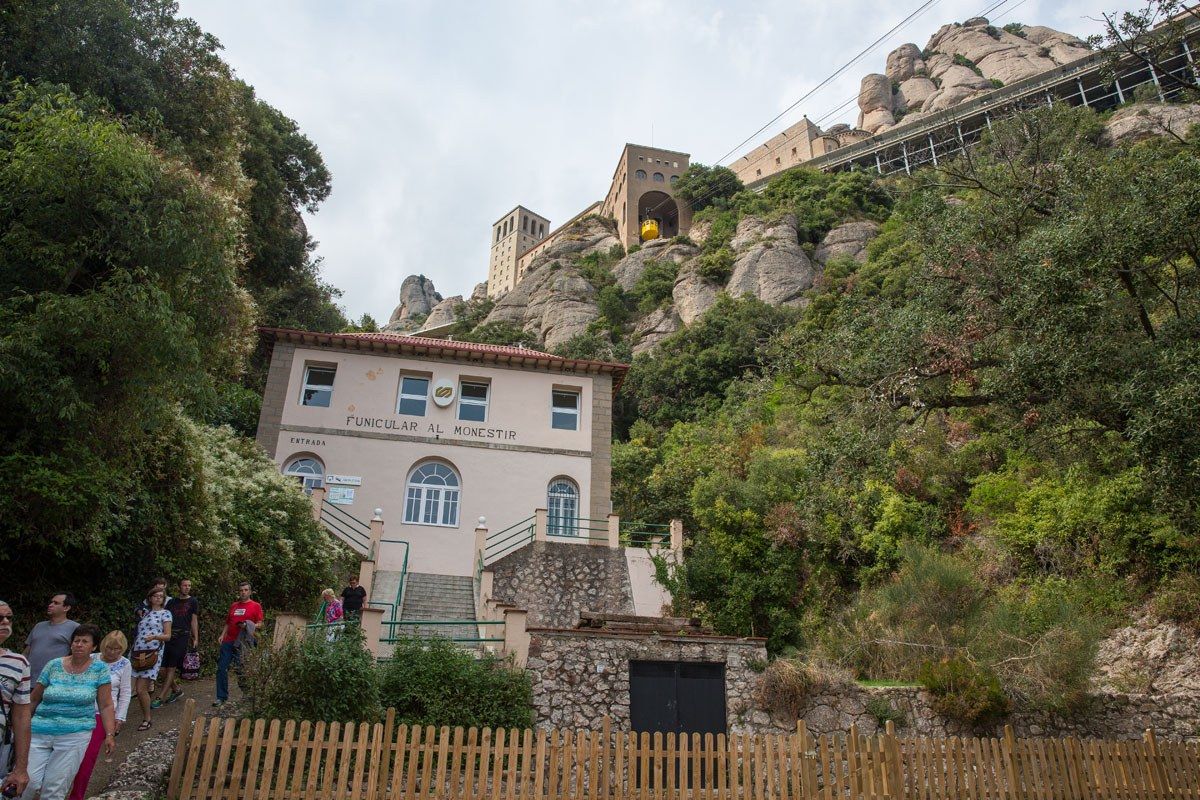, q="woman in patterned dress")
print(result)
[130,588,171,732]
